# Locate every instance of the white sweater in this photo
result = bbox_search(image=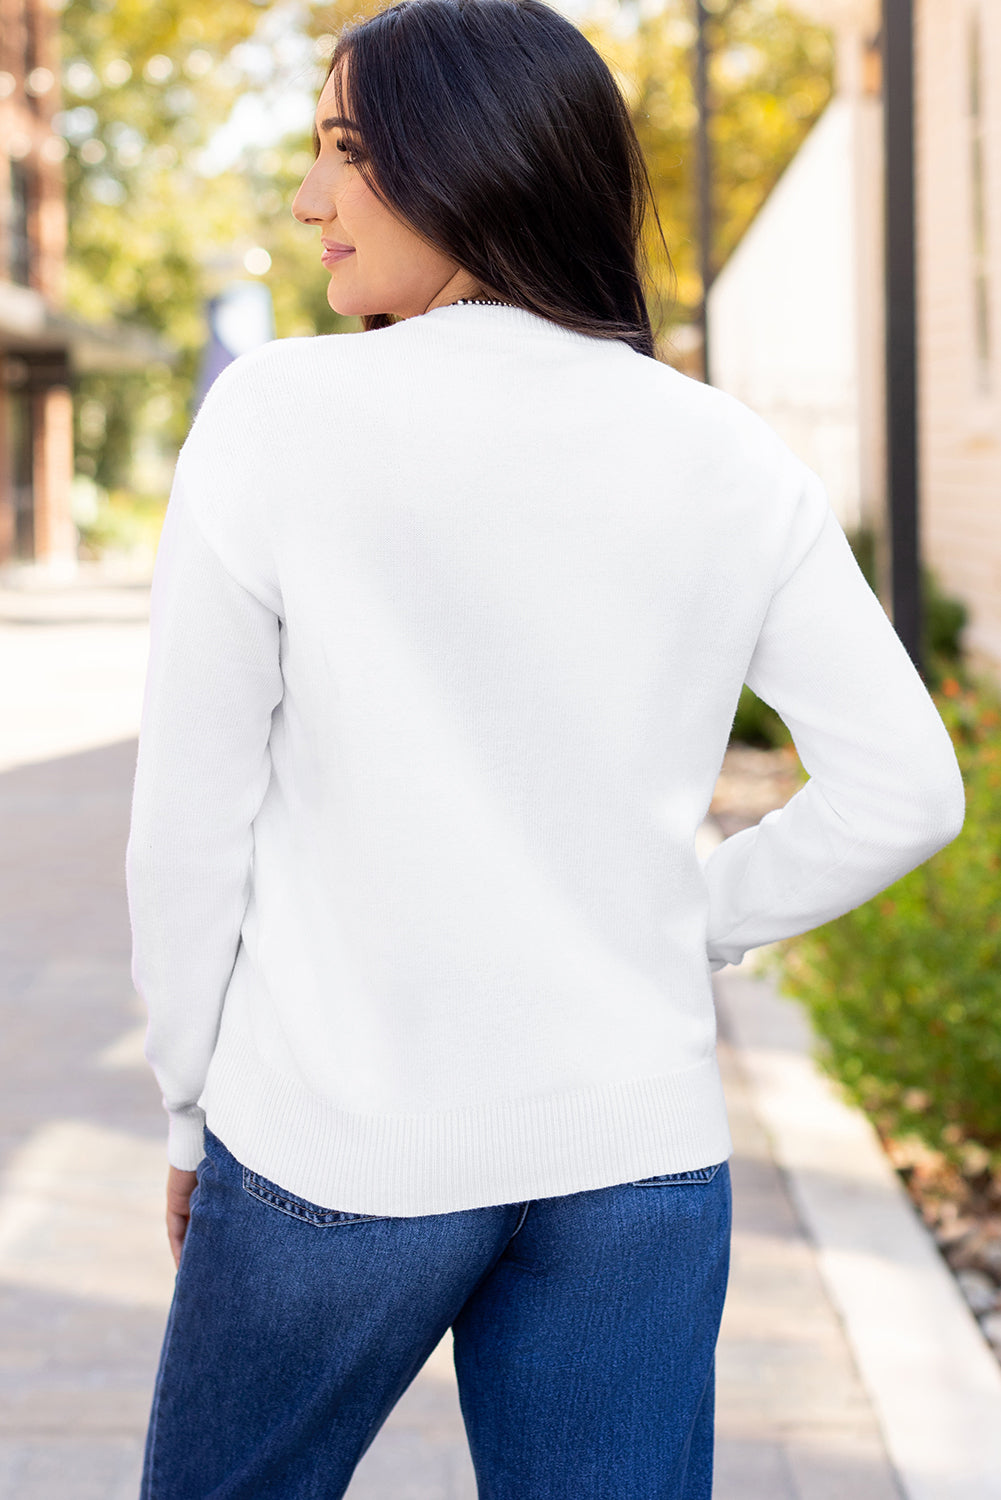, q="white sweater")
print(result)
[125,300,965,1216]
